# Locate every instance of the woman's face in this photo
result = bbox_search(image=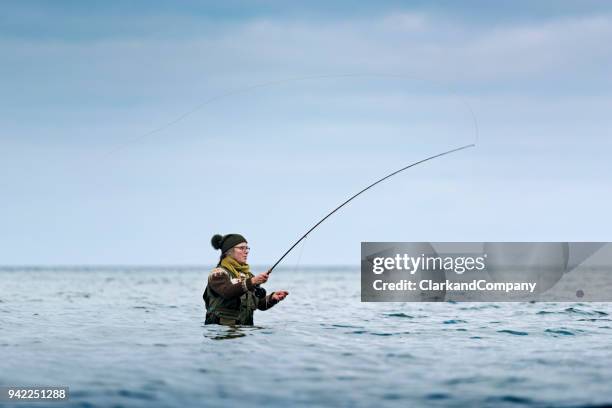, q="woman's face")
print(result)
[231,243,250,264]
